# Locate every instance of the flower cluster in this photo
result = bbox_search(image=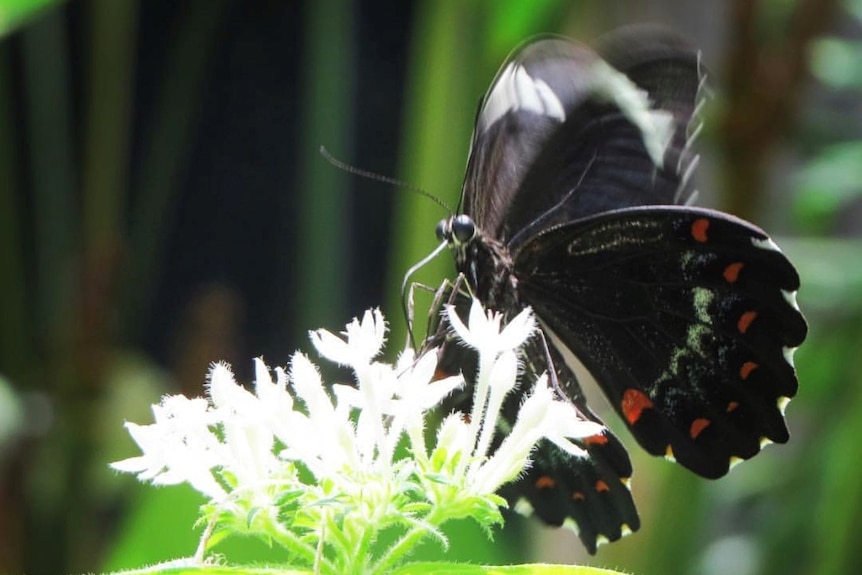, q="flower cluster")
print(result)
[112,300,603,575]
